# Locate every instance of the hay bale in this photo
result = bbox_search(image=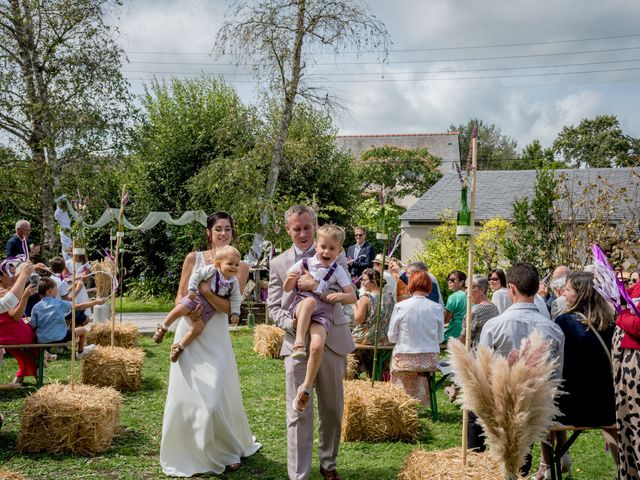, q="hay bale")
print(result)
[0,470,26,480]
[344,353,359,380]
[87,323,140,348]
[81,346,145,391]
[253,325,284,359]
[399,447,507,479]
[17,383,121,455]
[341,380,420,442]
